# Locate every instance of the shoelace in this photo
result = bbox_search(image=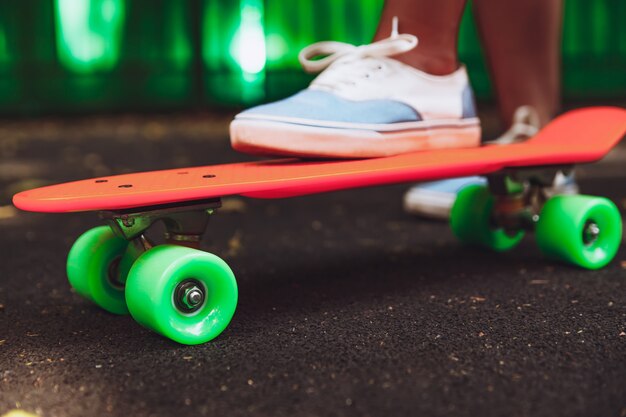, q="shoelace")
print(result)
[296,22,418,91]
[298,35,417,90]
[298,33,418,73]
